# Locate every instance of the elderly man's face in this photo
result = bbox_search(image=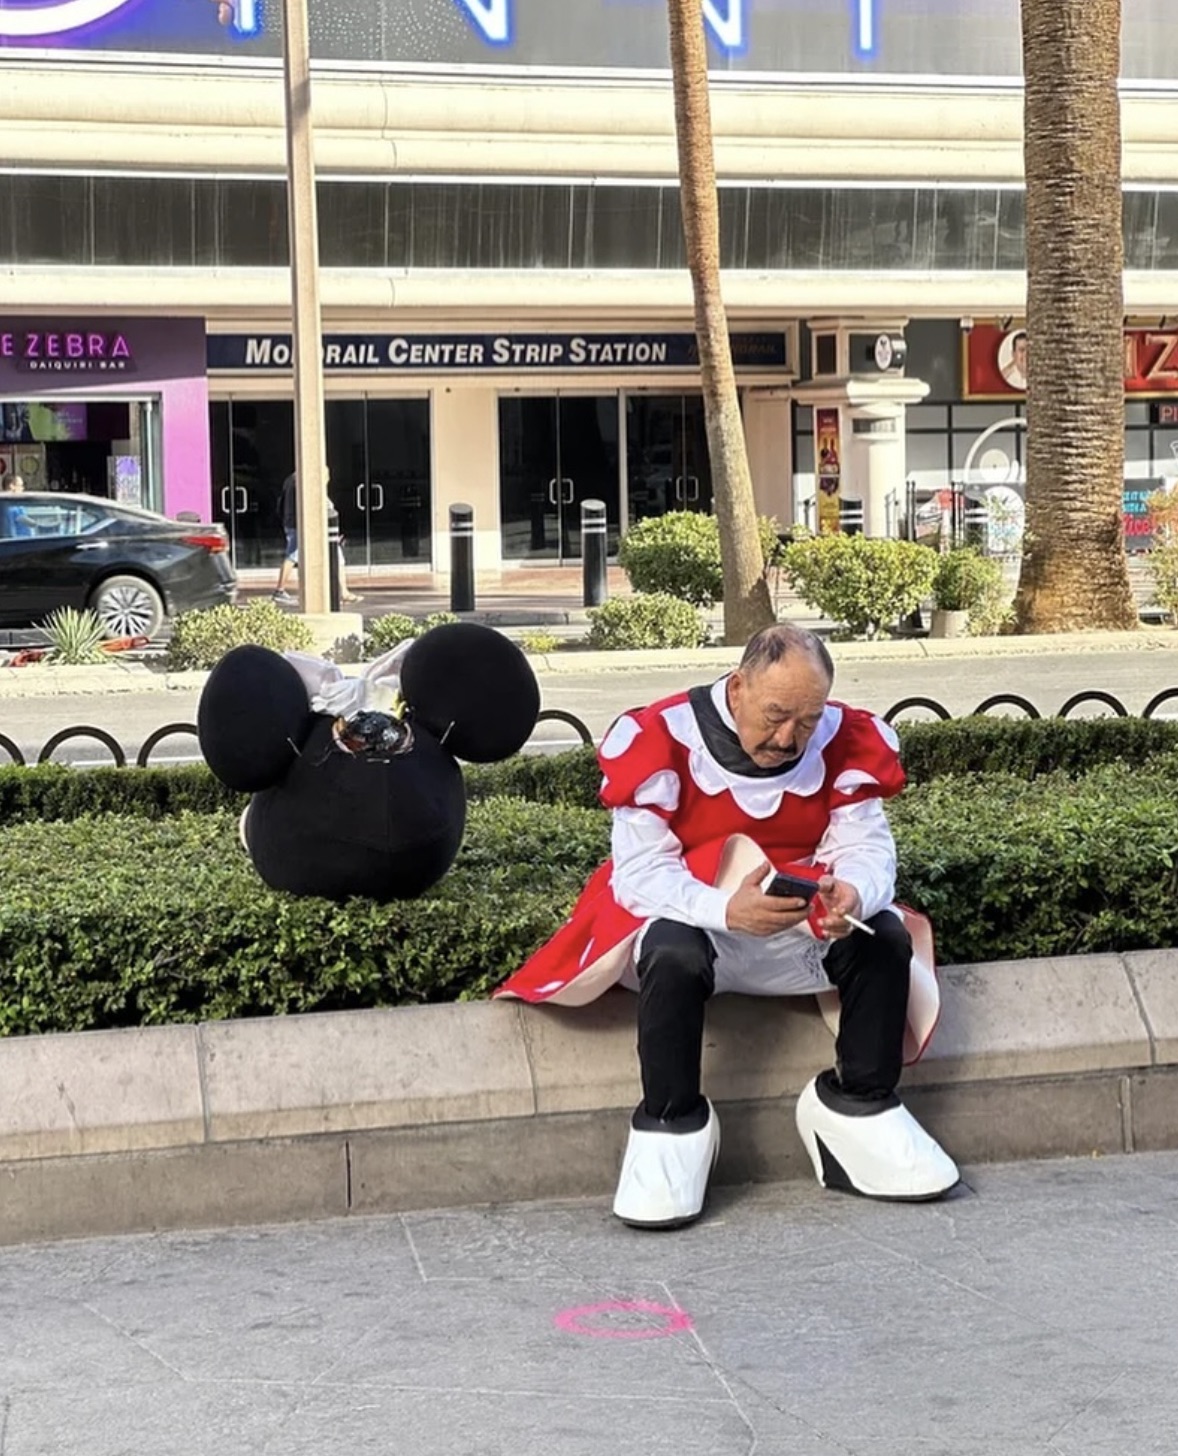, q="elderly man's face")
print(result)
[726,655,831,768]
